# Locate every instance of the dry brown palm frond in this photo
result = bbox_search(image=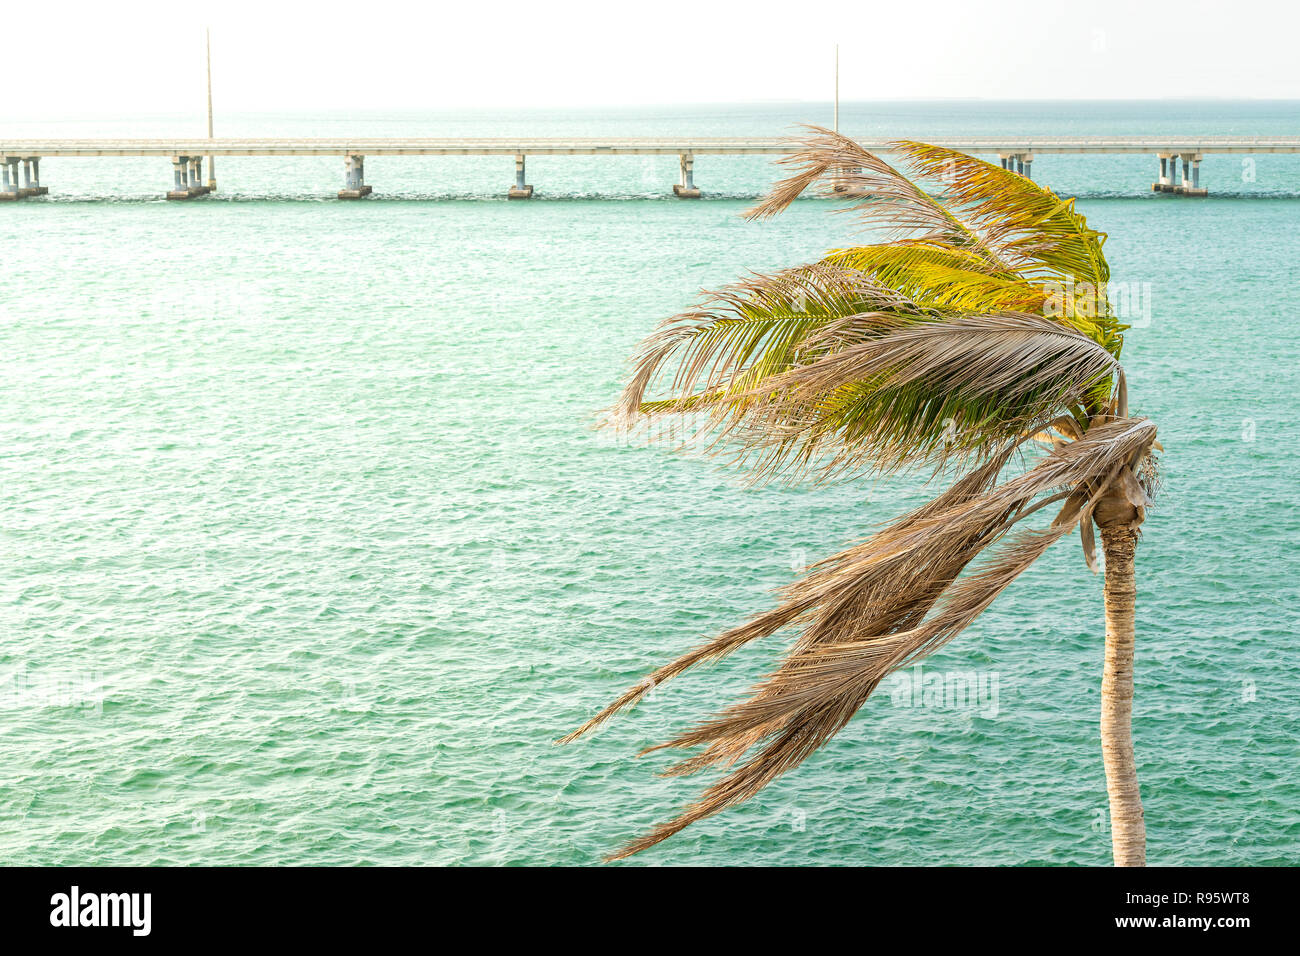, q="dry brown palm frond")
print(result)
[563,419,1153,751]
[642,431,1143,765]
[756,313,1120,414]
[556,441,1023,746]
[605,519,1083,862]
[707,313,1126,484]
[1028,413,1088,446]
[744,127,1008,272]
[555,600,812,746]
[565,418,1157,860]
